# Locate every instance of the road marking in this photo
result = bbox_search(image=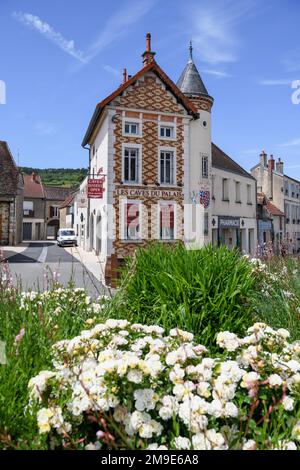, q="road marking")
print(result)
[37,245,48,263]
